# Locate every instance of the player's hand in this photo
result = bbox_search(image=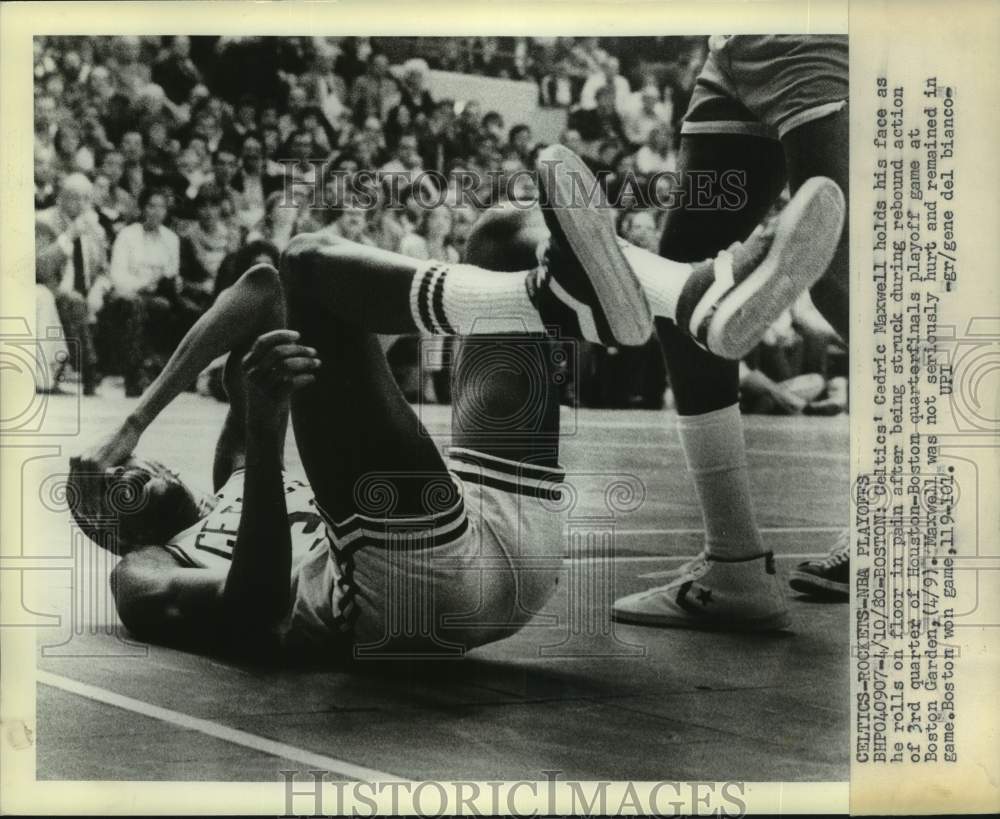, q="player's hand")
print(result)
[74,415,143,473]
[241,329,321,407]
